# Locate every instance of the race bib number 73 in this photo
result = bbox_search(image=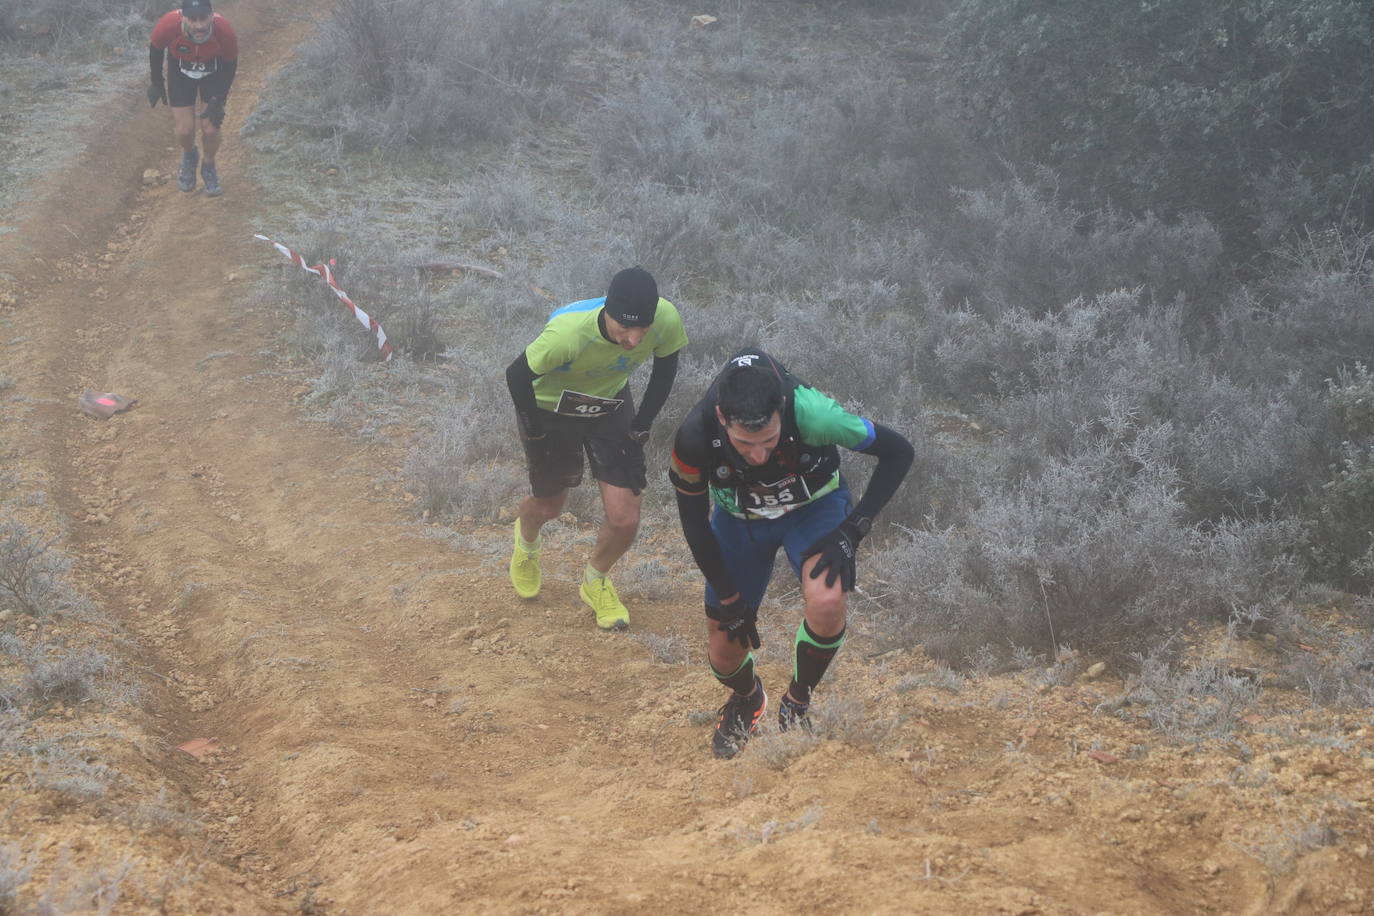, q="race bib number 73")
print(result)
[178,58,217,79]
